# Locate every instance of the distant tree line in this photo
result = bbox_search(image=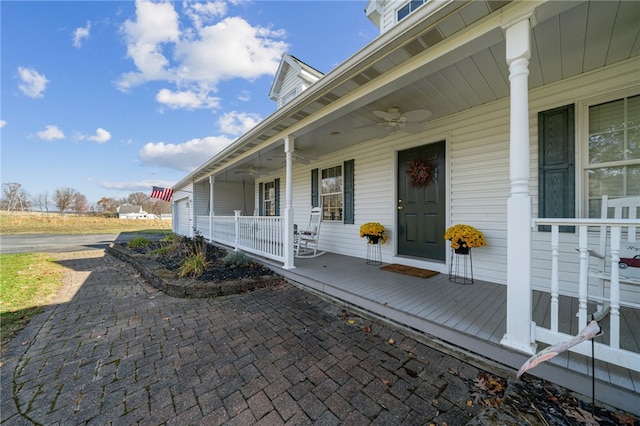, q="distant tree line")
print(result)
[1,182,171,216]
